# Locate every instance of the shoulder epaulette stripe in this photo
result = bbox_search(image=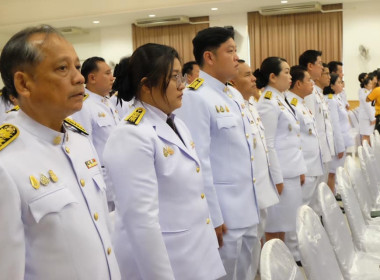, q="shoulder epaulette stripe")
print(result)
[187,78,204,90]
[64,118,89,135]
[125,107,146,125]
[6,105,20,113]
[0,124,19,151]
[83,93,89,101]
